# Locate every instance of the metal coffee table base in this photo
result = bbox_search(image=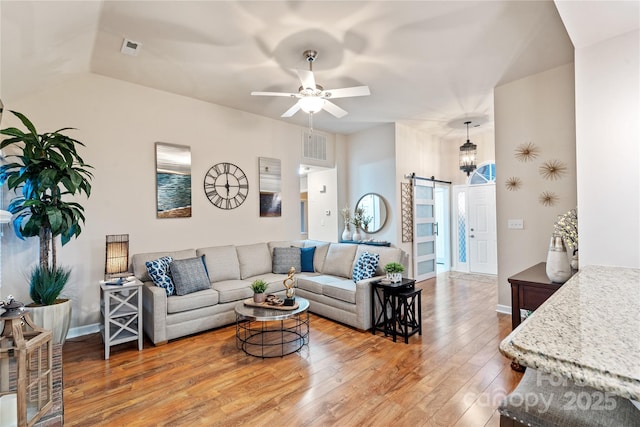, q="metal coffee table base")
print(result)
[236,314,309,358]
[234,297,310,358]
